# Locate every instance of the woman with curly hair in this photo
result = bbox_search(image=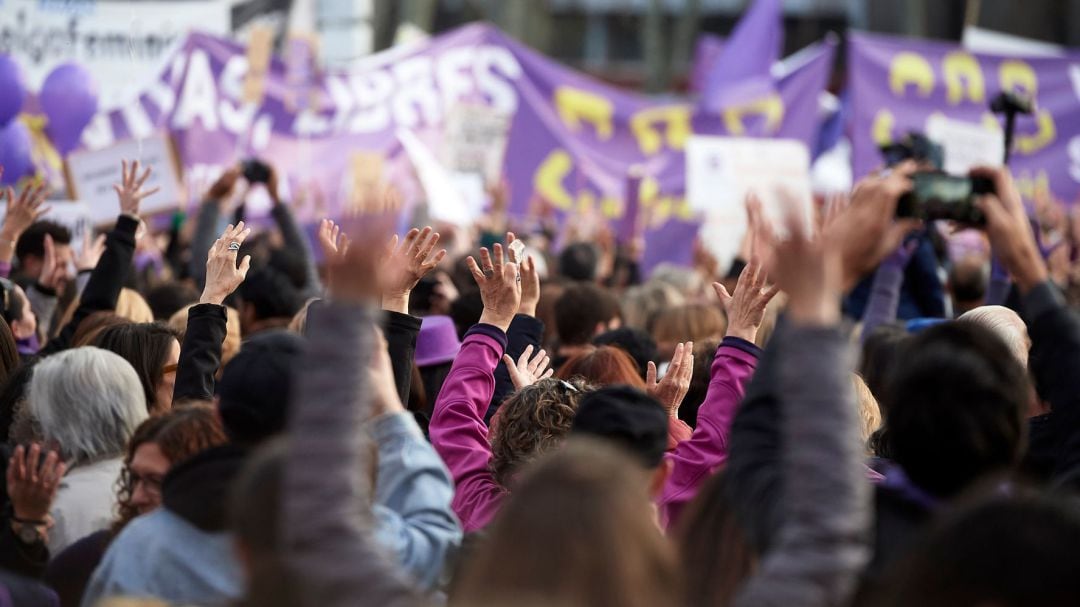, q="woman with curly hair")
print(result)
[44,405,227,607]
[430,243,590,532]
